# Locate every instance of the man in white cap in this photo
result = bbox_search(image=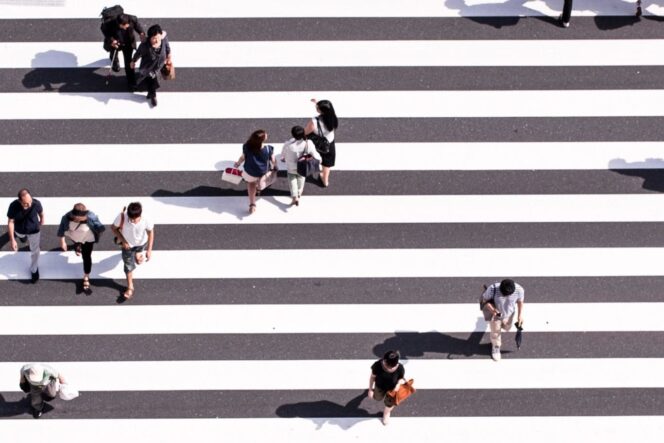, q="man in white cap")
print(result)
[19,363,66,418]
